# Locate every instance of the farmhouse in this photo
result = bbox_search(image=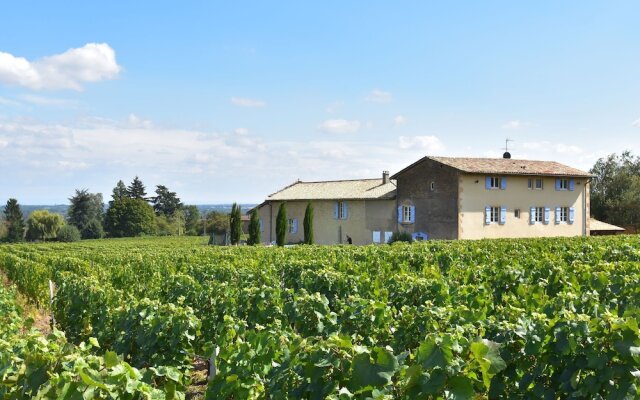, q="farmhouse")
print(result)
[255,154,596,244]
